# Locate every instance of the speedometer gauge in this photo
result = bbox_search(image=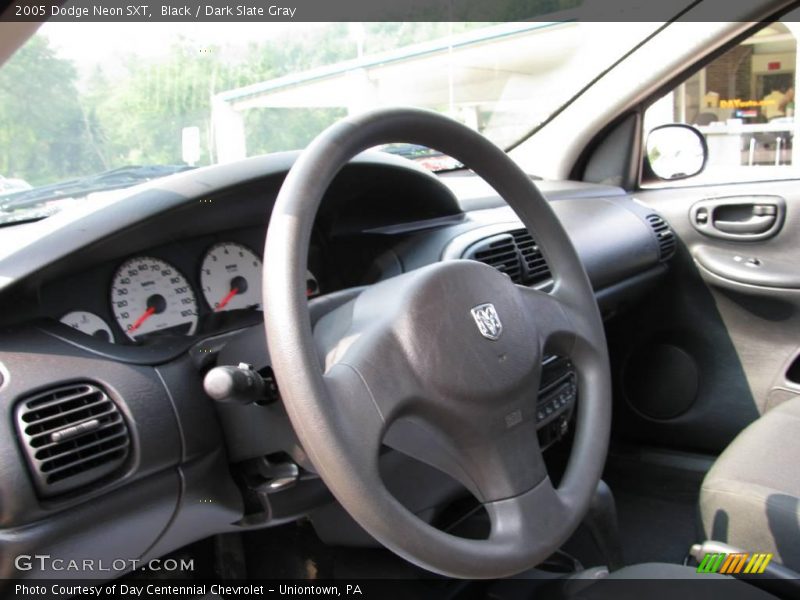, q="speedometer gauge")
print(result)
[111,256,198,341]
[200,242,262,312]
